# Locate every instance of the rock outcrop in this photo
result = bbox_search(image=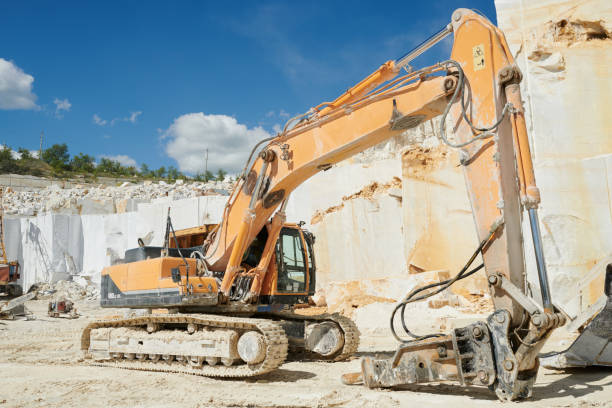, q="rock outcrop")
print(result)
[495,0,612,319]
